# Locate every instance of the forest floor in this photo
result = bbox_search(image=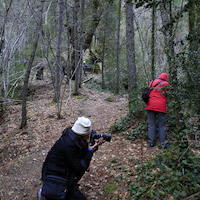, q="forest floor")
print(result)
[0,73,161,200]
